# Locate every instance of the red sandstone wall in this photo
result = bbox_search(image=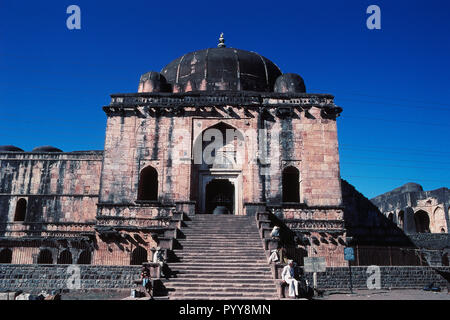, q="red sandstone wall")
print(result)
[0,152,102,223]
[100,104,341,211]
